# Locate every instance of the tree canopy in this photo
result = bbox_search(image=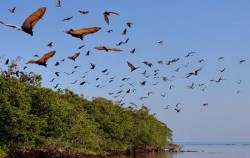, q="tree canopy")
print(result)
[0,73,173,157]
